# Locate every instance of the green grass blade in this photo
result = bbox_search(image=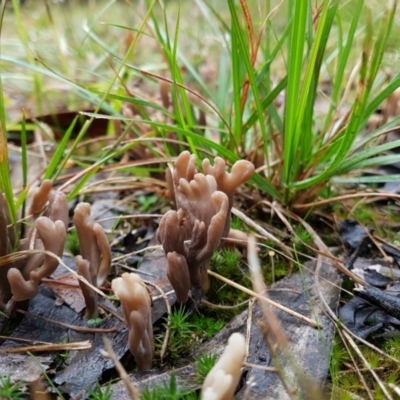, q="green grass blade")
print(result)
[283,0,308,187]
[294,139,400,189]
[293,2,396,192]
[45,116,78,181]
[334,175,400,184]
[324,0,363,128]
[229,9,244,148]
[296,0,339,167]
[79,111,282,199]
[228,0,270,165]
[243,75,287,132]
[0,0,16,229]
